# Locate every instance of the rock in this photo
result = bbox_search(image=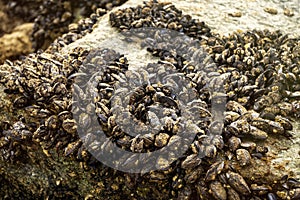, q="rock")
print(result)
[0,0,299,199]
[0,23,34,63]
